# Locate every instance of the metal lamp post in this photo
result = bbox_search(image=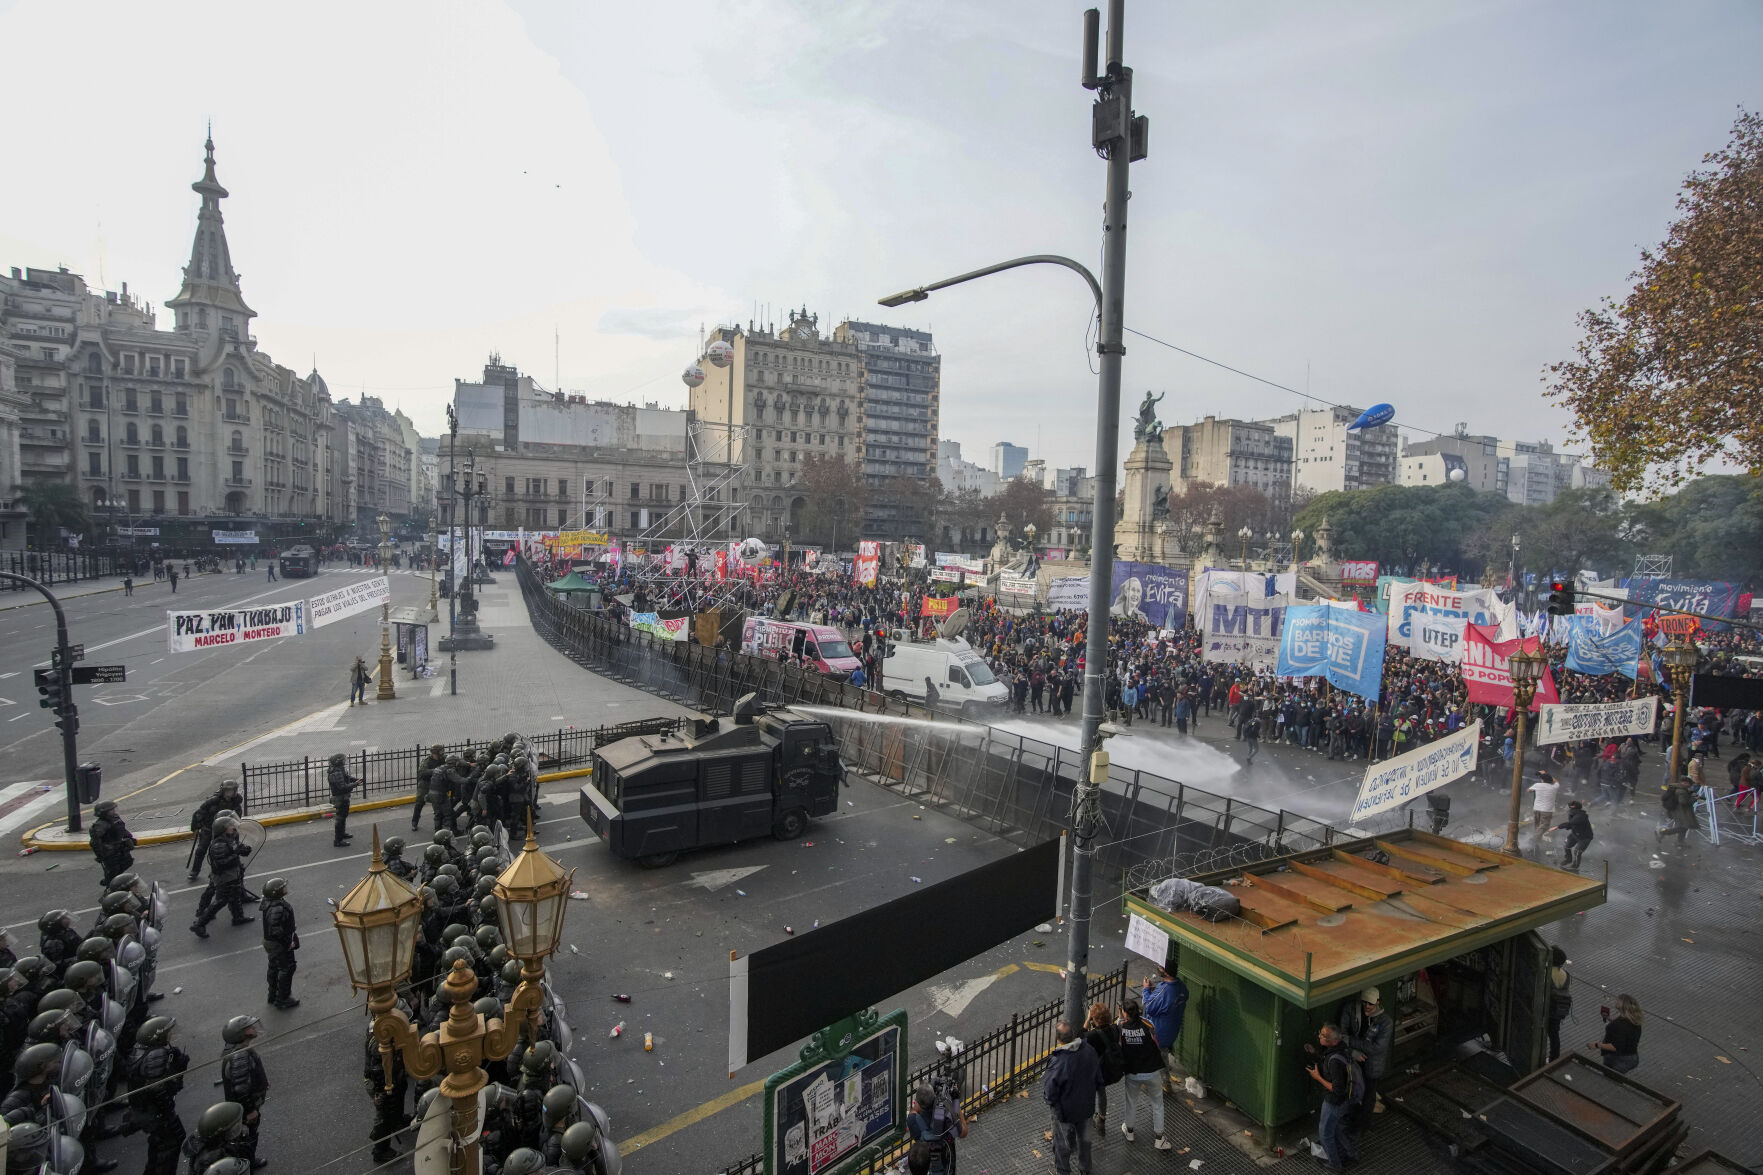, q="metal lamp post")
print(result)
[1503,648,1544,854]
[1661,638,1700,782]
[446,405,459,696]
[1290,528,1305,572]
[1238,525,1253,570]
[427,513,440,623]
[334,821,571,1175]
[374,513,396,701]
